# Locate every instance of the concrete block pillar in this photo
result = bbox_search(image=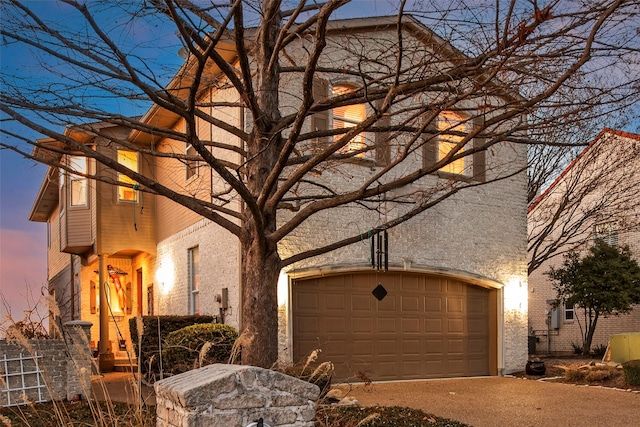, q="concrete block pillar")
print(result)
[63,320,93,400]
